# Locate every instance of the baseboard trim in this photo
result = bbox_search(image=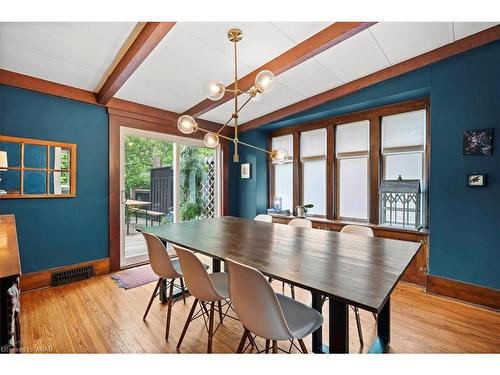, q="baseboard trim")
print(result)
[426,275,500,310]
[20,257,110,293]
